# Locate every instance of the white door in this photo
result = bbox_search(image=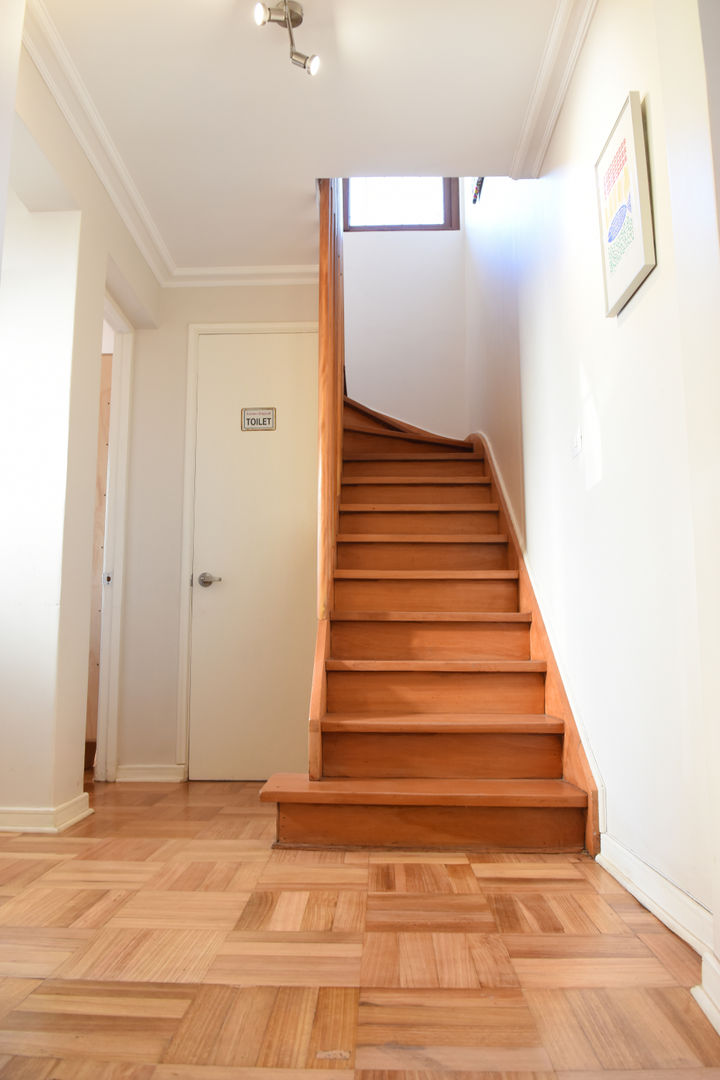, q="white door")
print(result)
[188,329,318,779]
